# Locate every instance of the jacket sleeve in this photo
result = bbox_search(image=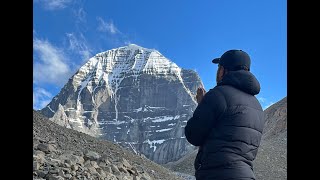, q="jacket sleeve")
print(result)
[184,89,226,146]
